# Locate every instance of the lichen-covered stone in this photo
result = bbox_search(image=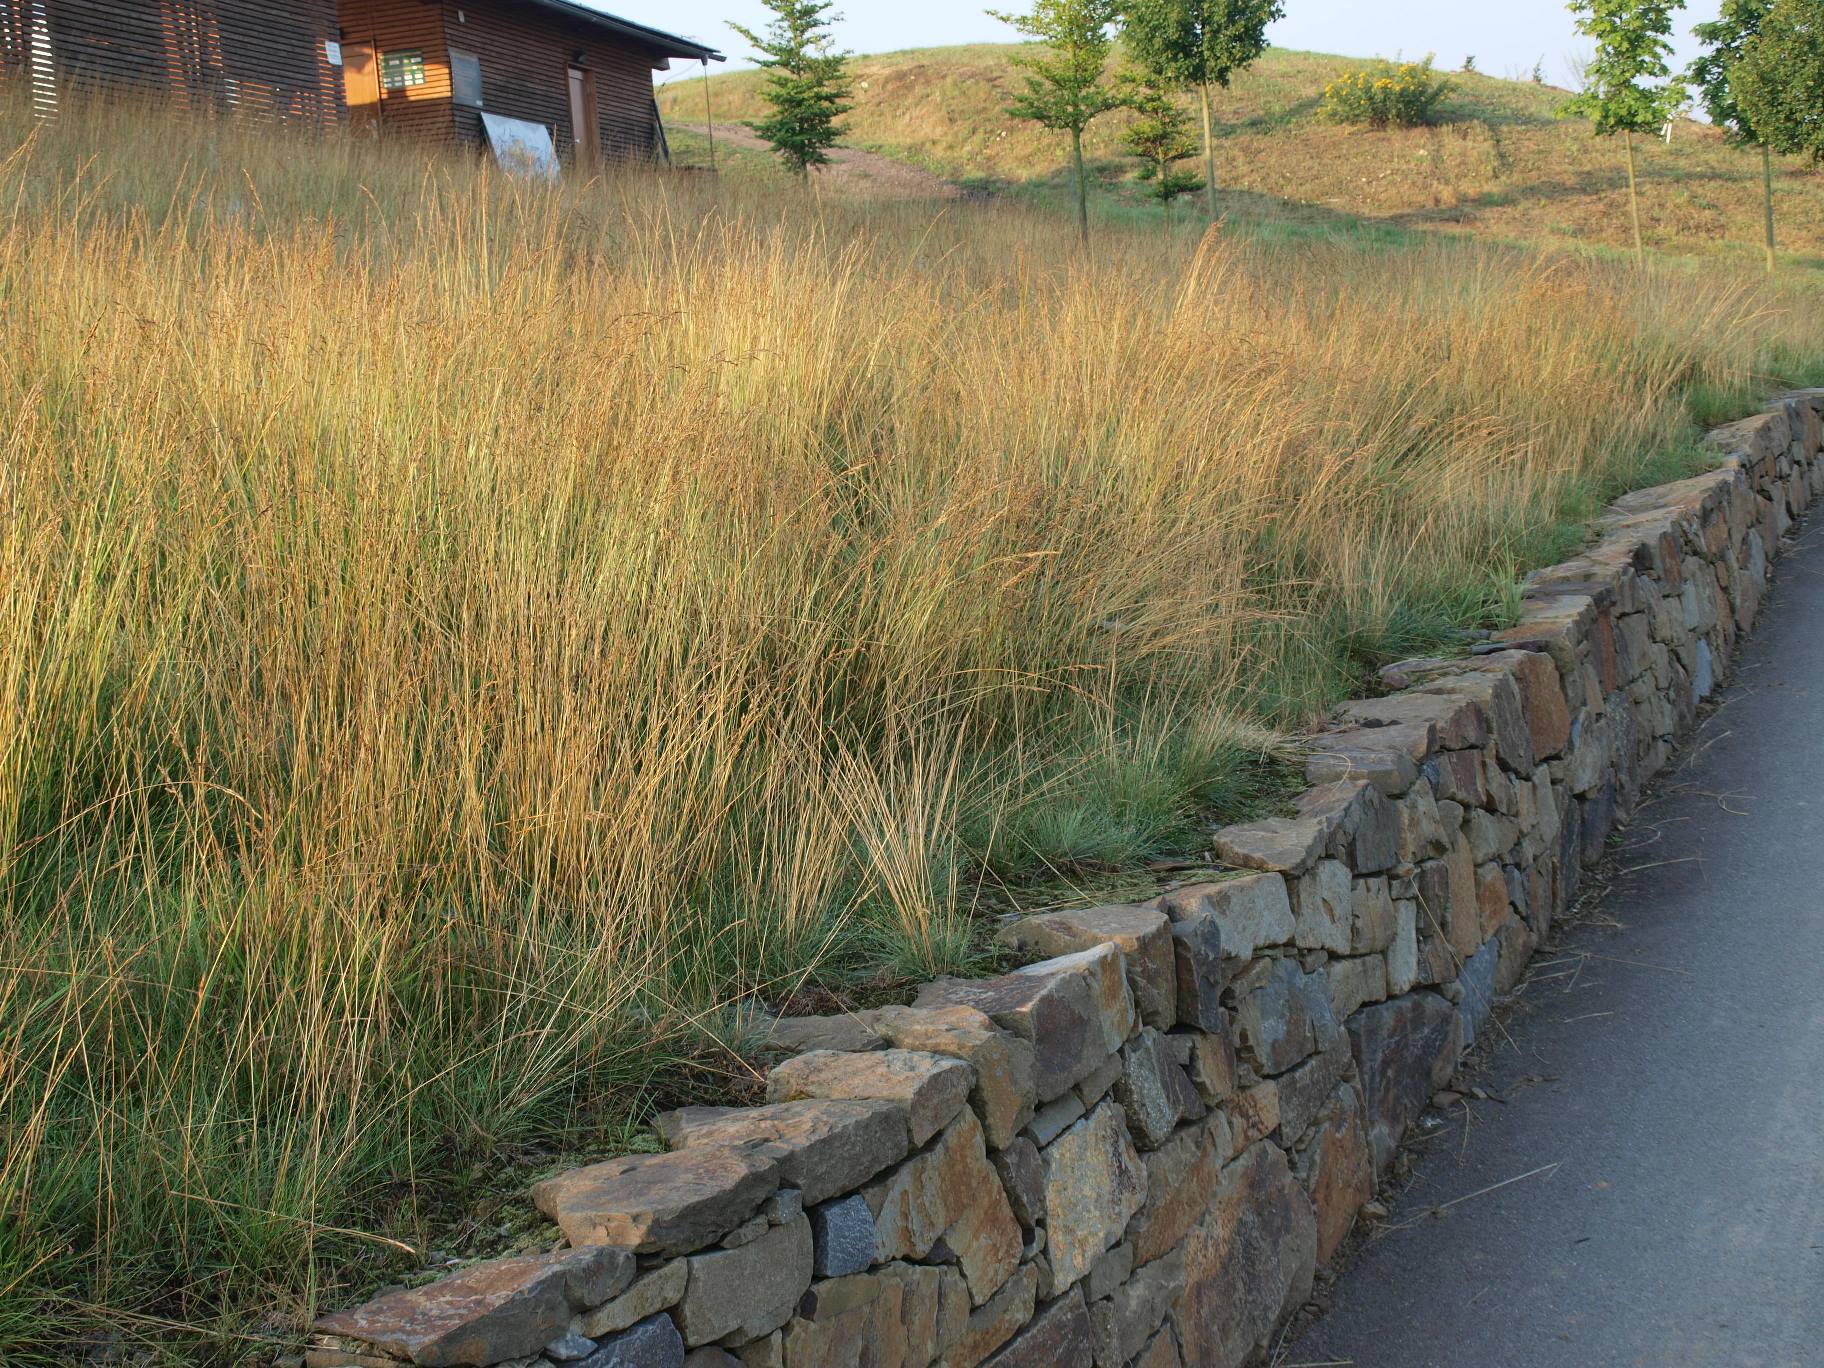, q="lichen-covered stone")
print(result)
[944,1264,1038,1368]
[1186,1023,1238,1106]
[1347,990,1463,1172]
[915,945,1132,1103]
[1173,1143,1317,1368]
[1040,1100,1146,1292]
[1349,876,1398,955]
[1210,817,1327,874]
[576,1260,689,1339]
[1416,833,1482,961]
[980,1287,1092,1368]
[767,1050,973,1148]
[1085,1246,1183,1366]
[316,1247,628,1368]
[656,1100,908,1208]
[759,1014,886,1055]
[1327,953,1387,1023]
[1293,1084,1375,1264]
[1503,647,1573,759]
[1290,859,1352,954]
[870,1005,1036,1149]
[1227,1080,1280,1156]
[1293,779,1398,873]
[1302,726,1428,795]
[1230,958,1337,1077]
[989,1134,1045,1231]
[1126,1117,1222,1266]
[998,905,1176,1031]
[779,1264,967,1368]
[1273,1031,1351,1145]
[864,1110,1021,1306]
[1156,875,1295,965]
[1111,1027,1204,1150]
[675,1215,813,1346]
[534,1148,779,1258]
